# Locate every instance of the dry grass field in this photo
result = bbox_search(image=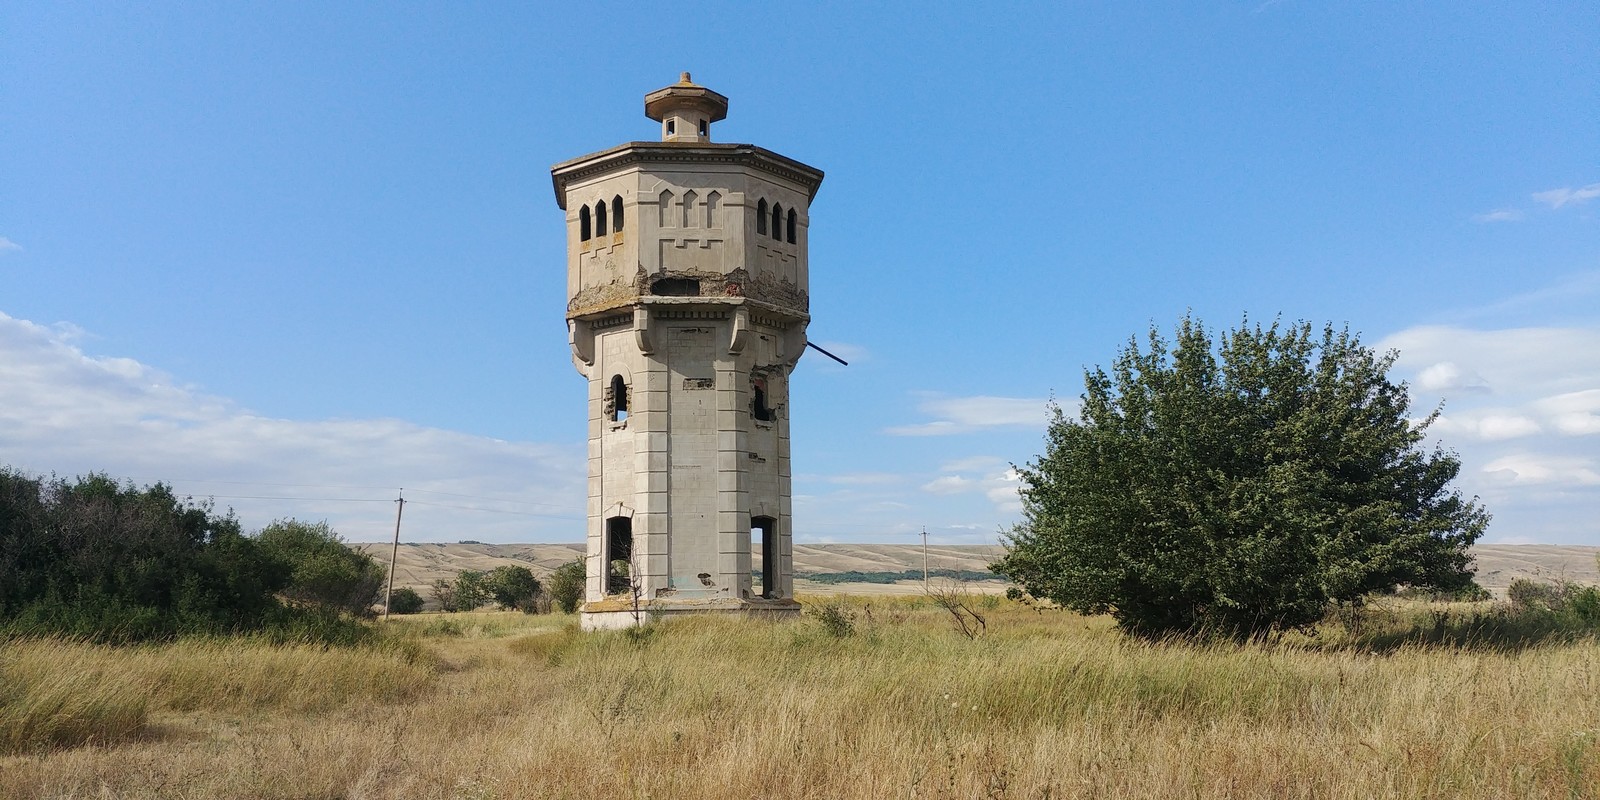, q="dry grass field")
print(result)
[5,596,1600,799]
